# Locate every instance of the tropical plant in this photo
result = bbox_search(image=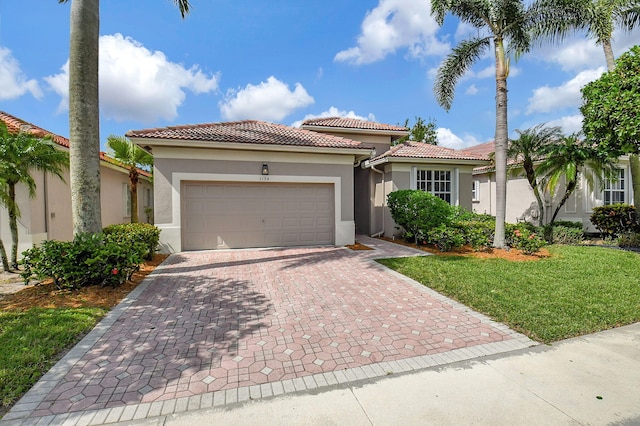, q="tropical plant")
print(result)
[106,135,153,223]
[58,0,190,235]
[397,116,439,145]
[530,0,640,207]
[430,0,536,248]
[0,124,69,270]
[0,177,11,271]
[536,133,619,224]
[508,124,563,226]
